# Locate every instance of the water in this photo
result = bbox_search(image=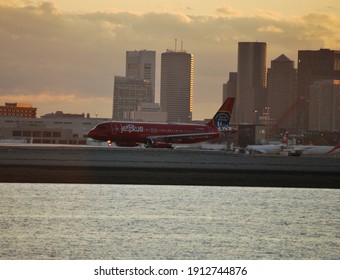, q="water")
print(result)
[0,183,339,259]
